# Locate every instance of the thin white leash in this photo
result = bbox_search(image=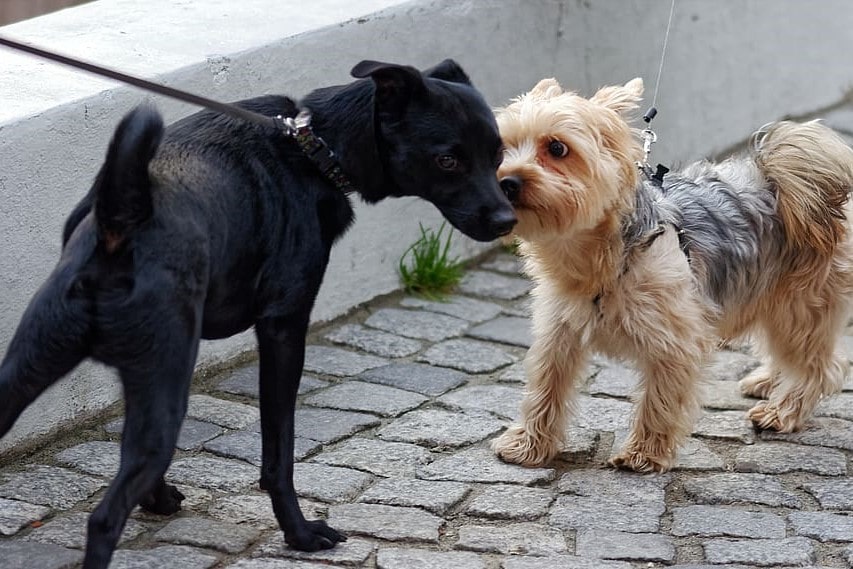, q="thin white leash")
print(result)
[640,0,677,175]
